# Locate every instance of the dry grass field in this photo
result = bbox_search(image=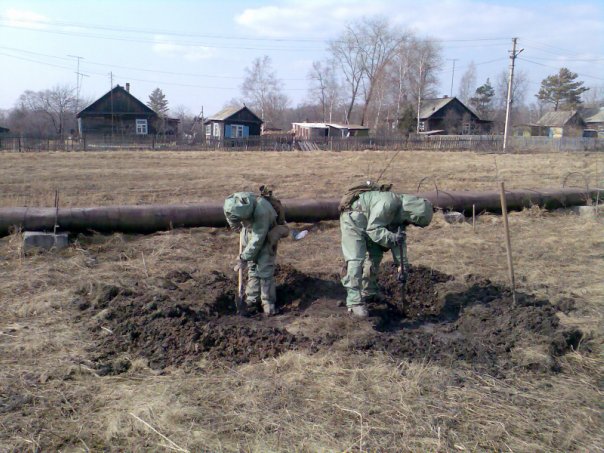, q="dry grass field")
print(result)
[0,150,602,452]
